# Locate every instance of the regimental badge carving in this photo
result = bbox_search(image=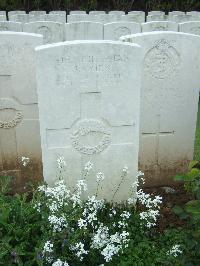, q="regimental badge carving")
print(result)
[144,39,180,79]
[0,111,23,129]
[36,26,52,43]
[114,27,131,39]
[71,119,111,155]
